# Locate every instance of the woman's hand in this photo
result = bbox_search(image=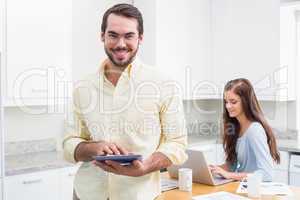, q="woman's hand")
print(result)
[209,165,231,179]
